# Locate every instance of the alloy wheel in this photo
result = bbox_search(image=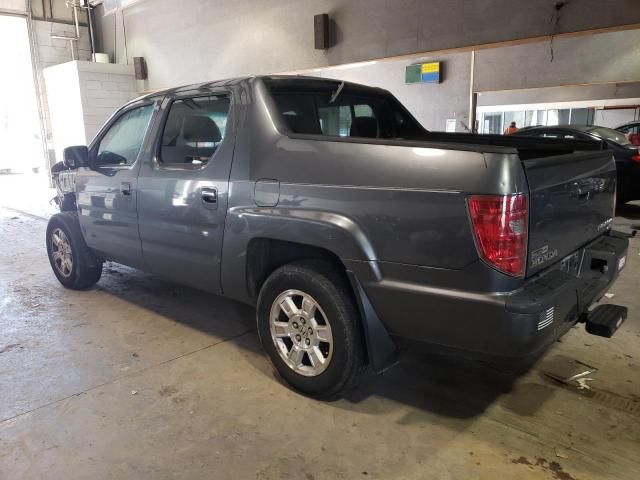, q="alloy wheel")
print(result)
[269,289,333,376]
[51,228,73,278]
